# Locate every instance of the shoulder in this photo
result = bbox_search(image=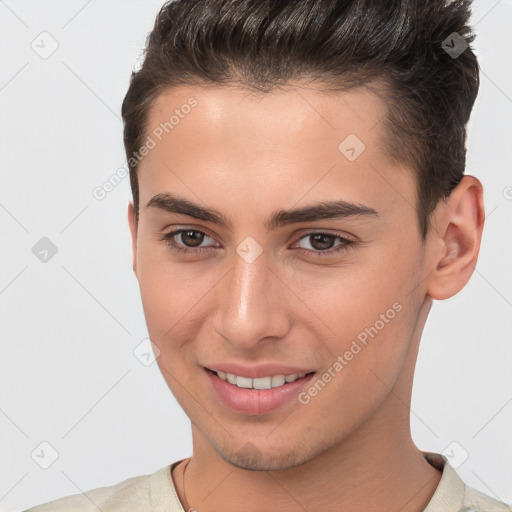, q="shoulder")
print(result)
[464,485,512,512]
[24,464,174,512]
[422,452,512,512]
